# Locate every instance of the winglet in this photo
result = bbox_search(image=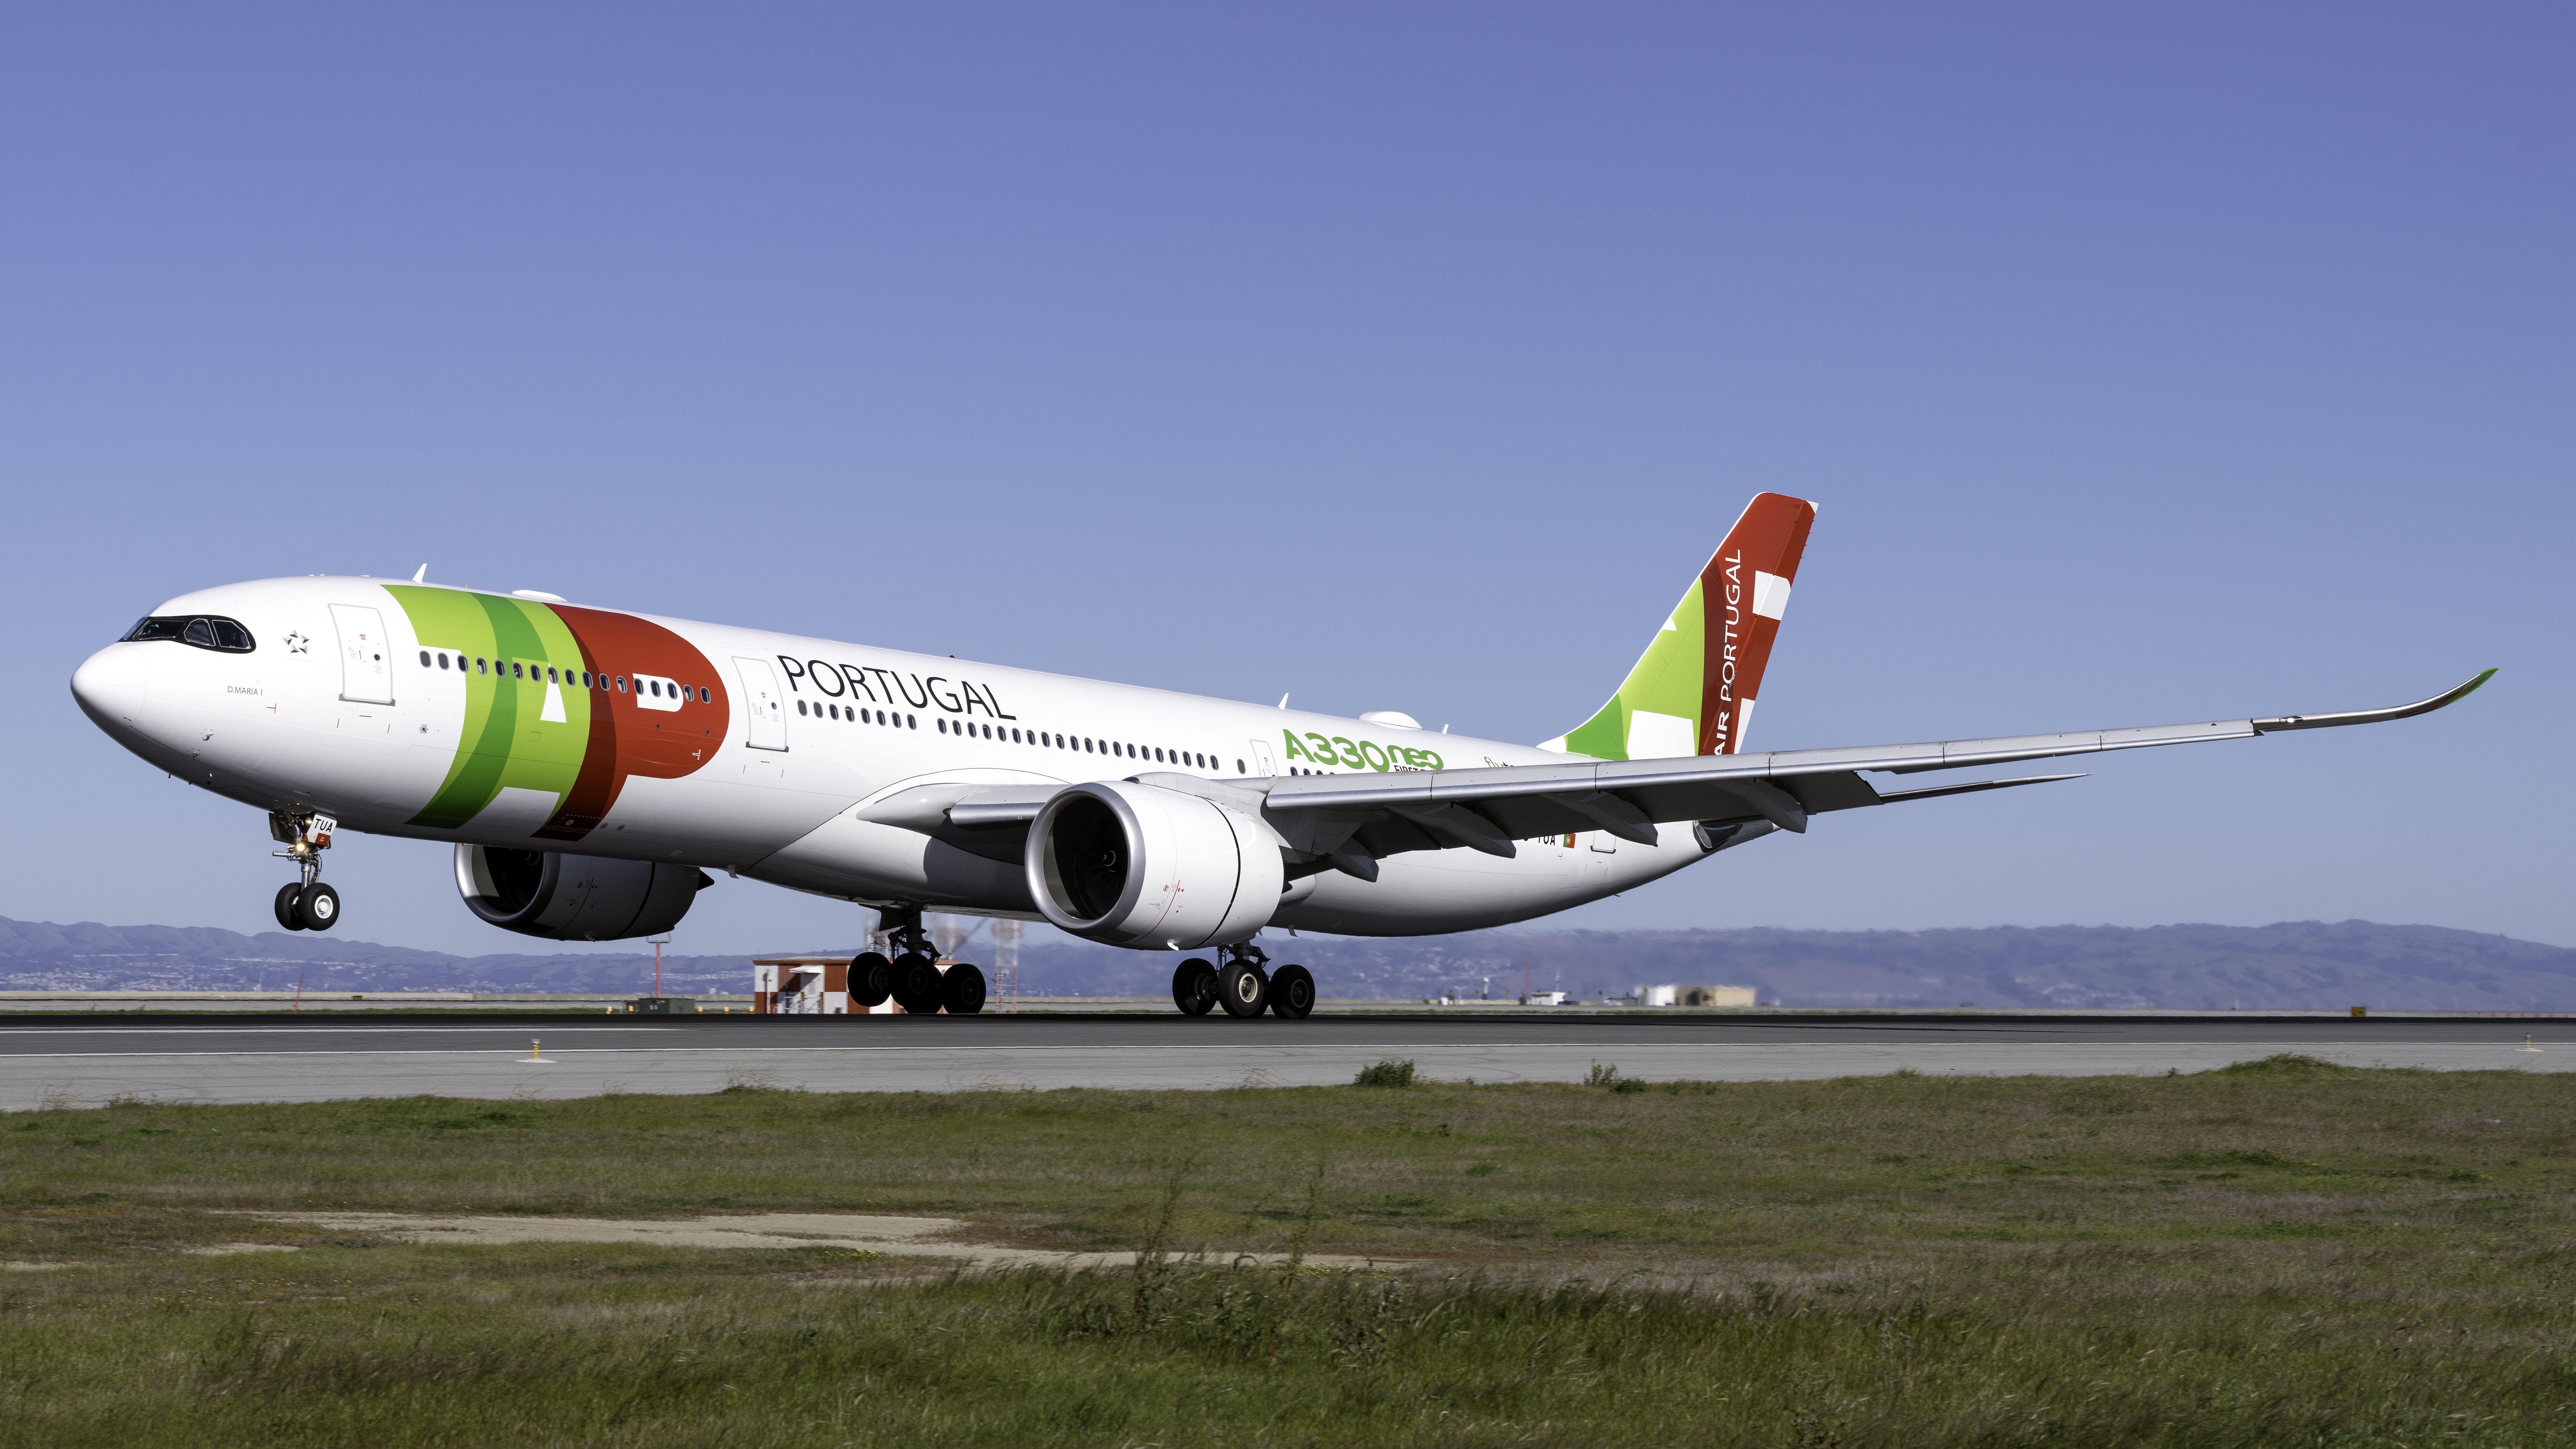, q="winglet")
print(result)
[2253,669,2496,733]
